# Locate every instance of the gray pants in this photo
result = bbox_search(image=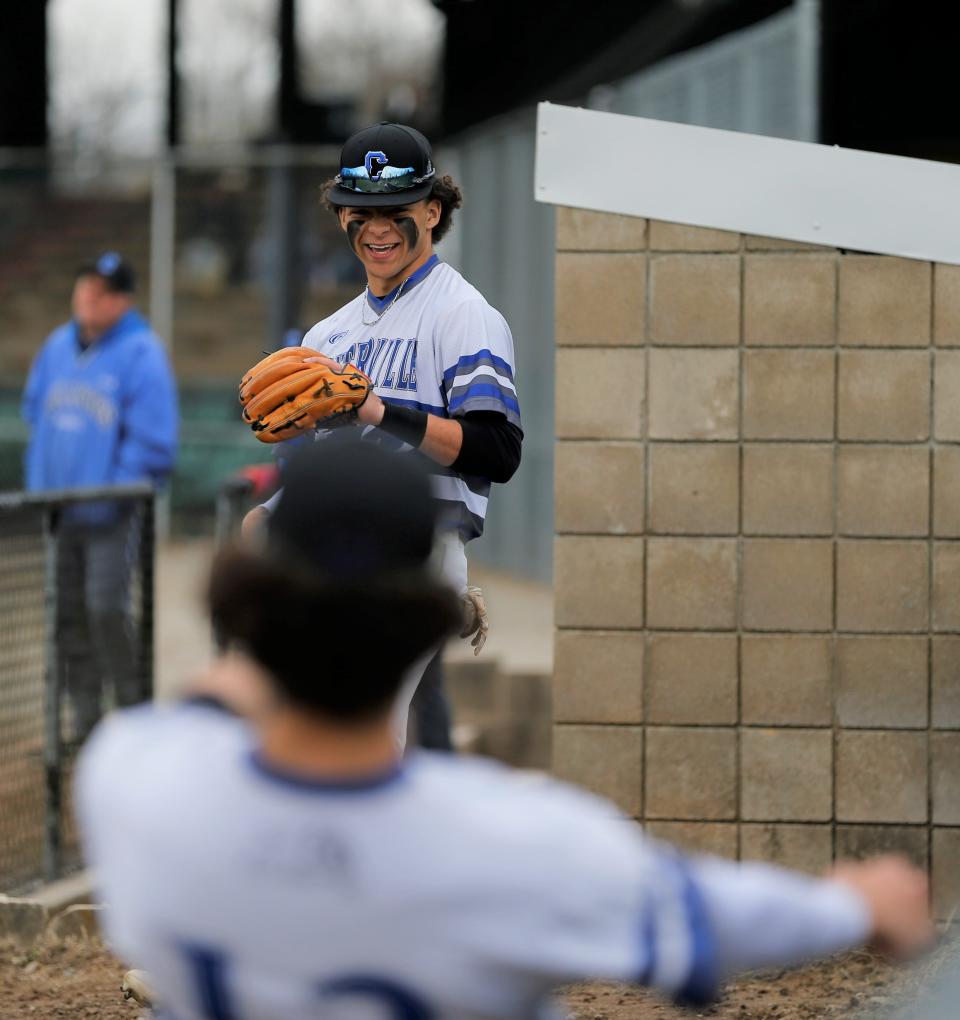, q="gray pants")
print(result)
[56,514,141,743]
[392,532,467,748]
[411,651,453,751]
